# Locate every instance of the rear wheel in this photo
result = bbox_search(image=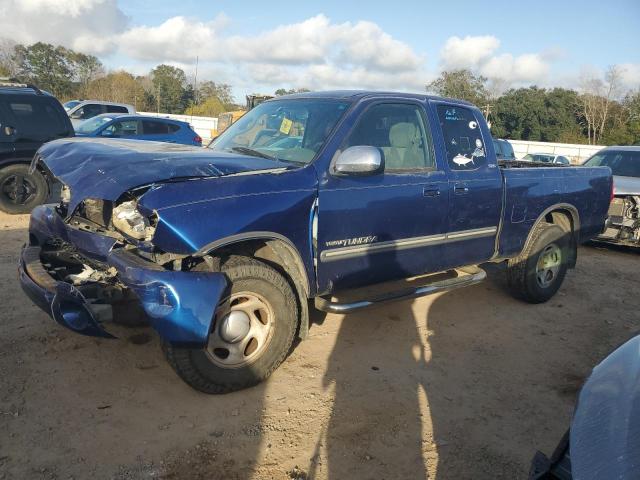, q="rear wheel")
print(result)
[507,223,572,303]
[0,164,48,214]
[163,255,298,394]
